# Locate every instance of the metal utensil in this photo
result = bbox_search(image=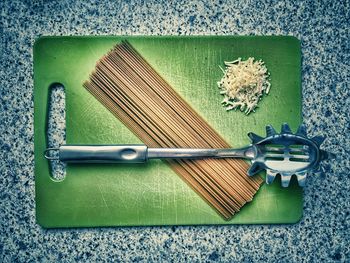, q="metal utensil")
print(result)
[45,123,330,187]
